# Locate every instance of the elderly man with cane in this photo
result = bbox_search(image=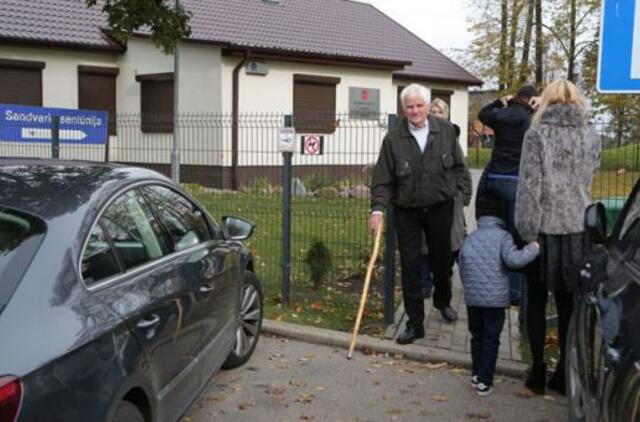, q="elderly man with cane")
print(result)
[369,83,467,345]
